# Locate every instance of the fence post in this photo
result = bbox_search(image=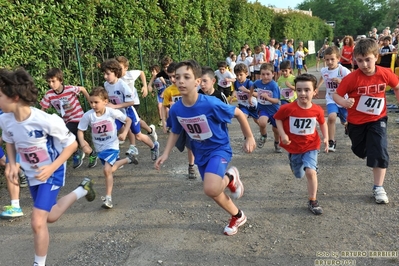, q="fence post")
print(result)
[206,38,210,66]
[138,38,148,114]
[74,37,88,111]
